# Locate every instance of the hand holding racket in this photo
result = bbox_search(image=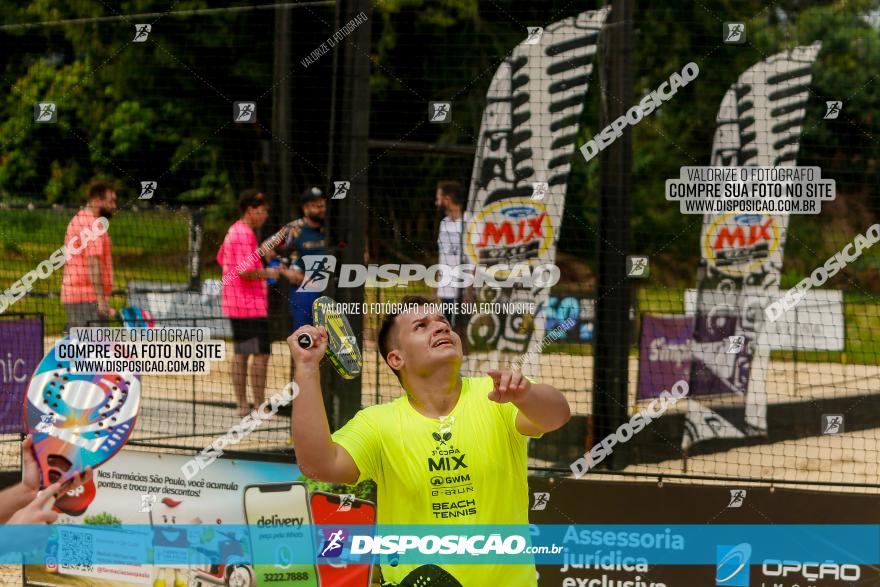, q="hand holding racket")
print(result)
[19,435,93,514]
[288,325,328,374]
[23,337,141,513]
[292,296,362,379]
